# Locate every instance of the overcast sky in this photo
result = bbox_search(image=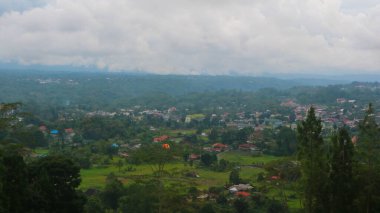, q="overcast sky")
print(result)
[0,0,379,75]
